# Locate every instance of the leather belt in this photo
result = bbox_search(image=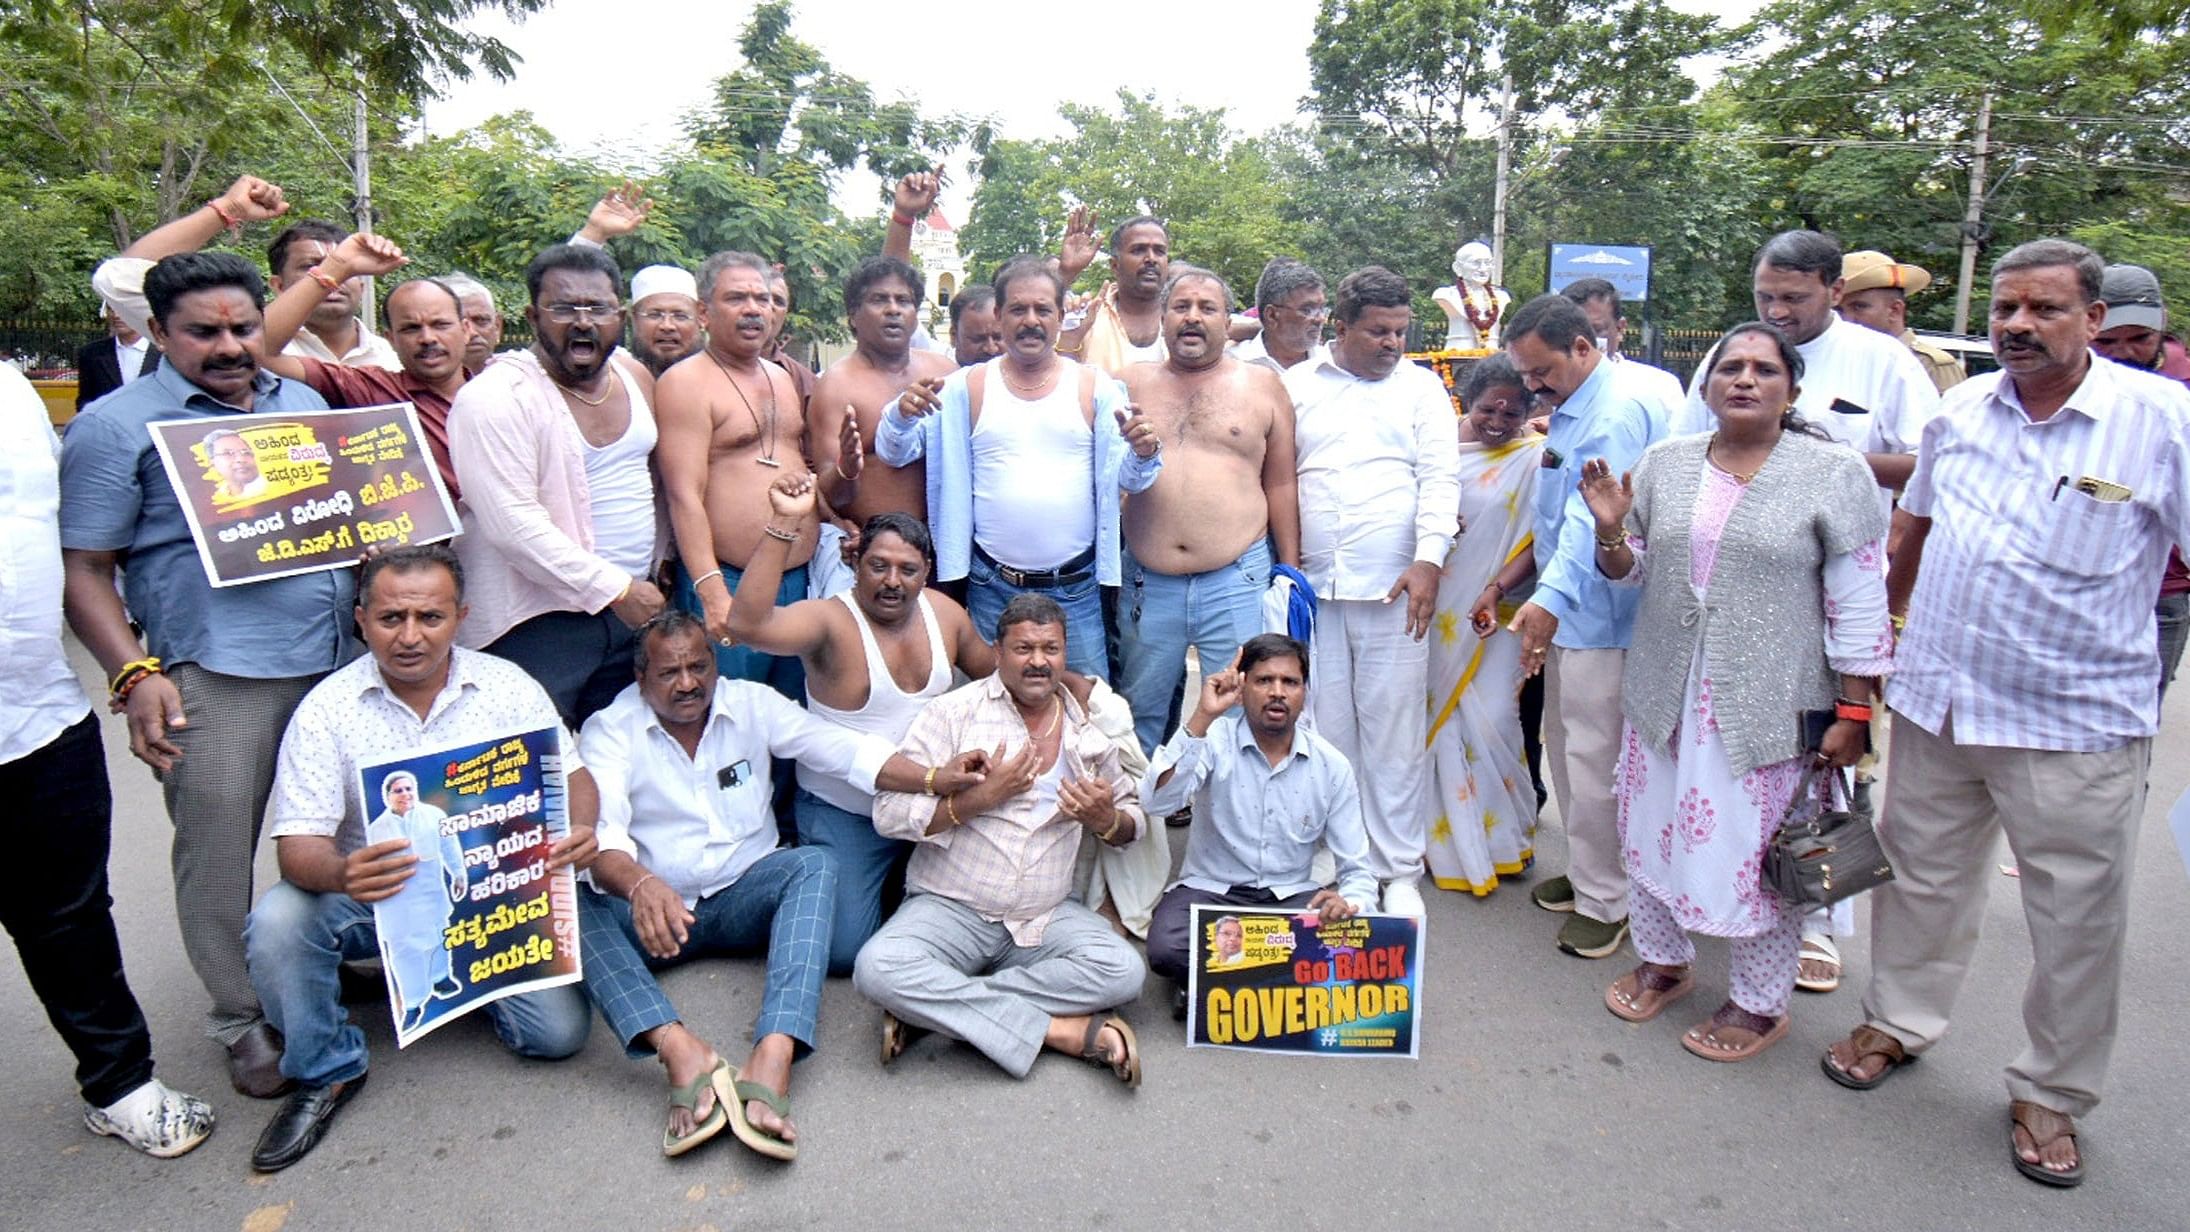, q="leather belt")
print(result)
[975,543,1096,589]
